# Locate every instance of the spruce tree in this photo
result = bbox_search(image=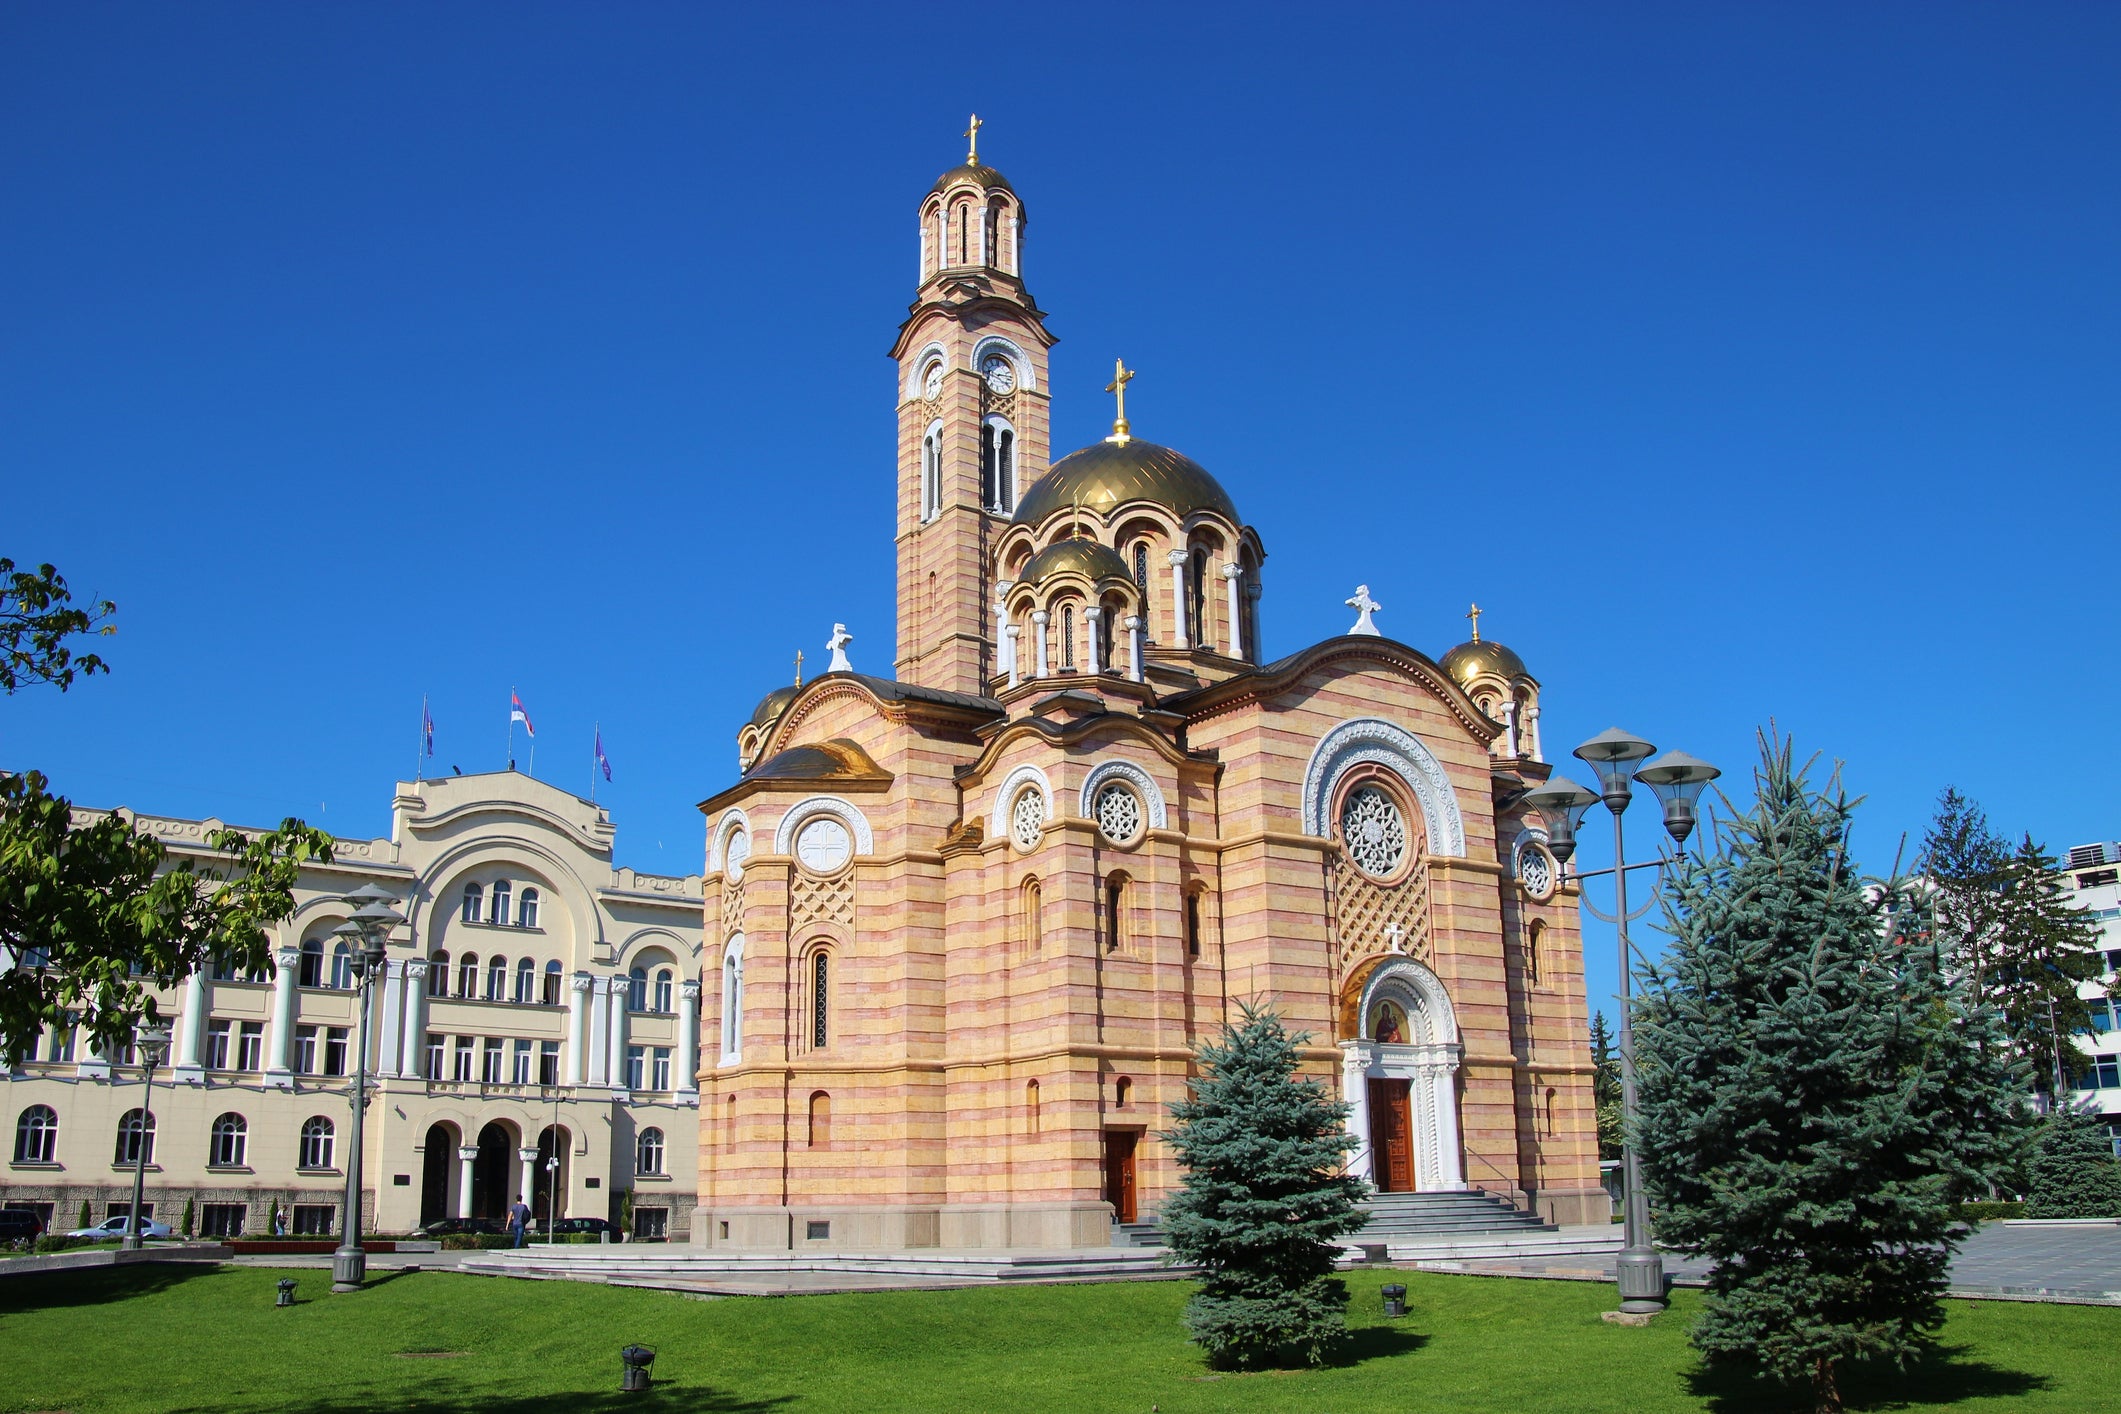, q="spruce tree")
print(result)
[2023,1108,2121,1219]
[1159,1004,1368,1368]
[1635,737,2024,1414]
[1590,1010,1623,1162]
